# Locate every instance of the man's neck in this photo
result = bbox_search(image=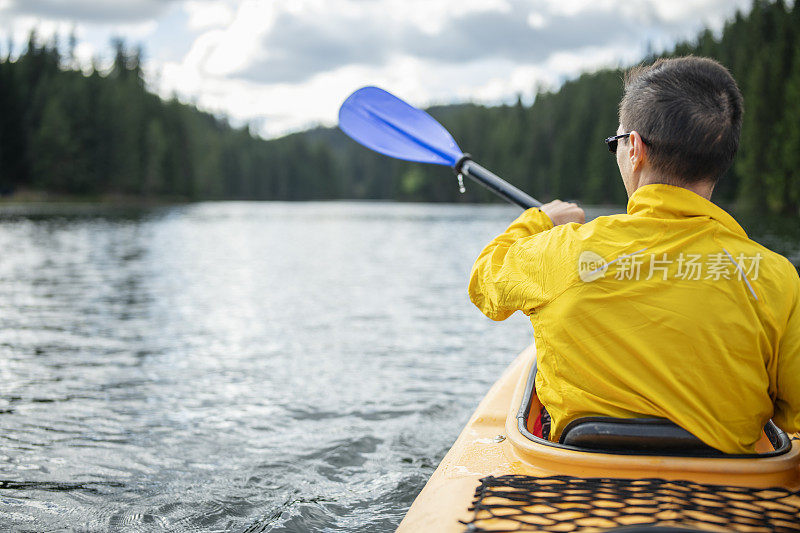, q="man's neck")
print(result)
[635,173,715,200]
